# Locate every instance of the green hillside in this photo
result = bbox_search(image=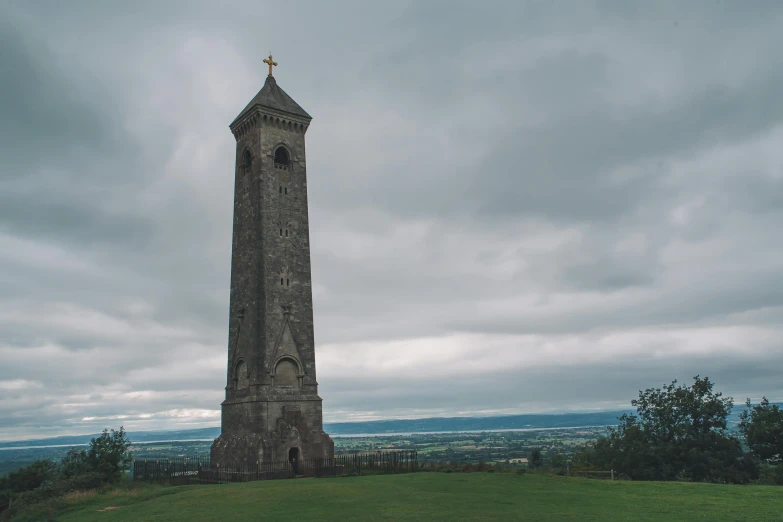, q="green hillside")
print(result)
[49,473,782,522]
